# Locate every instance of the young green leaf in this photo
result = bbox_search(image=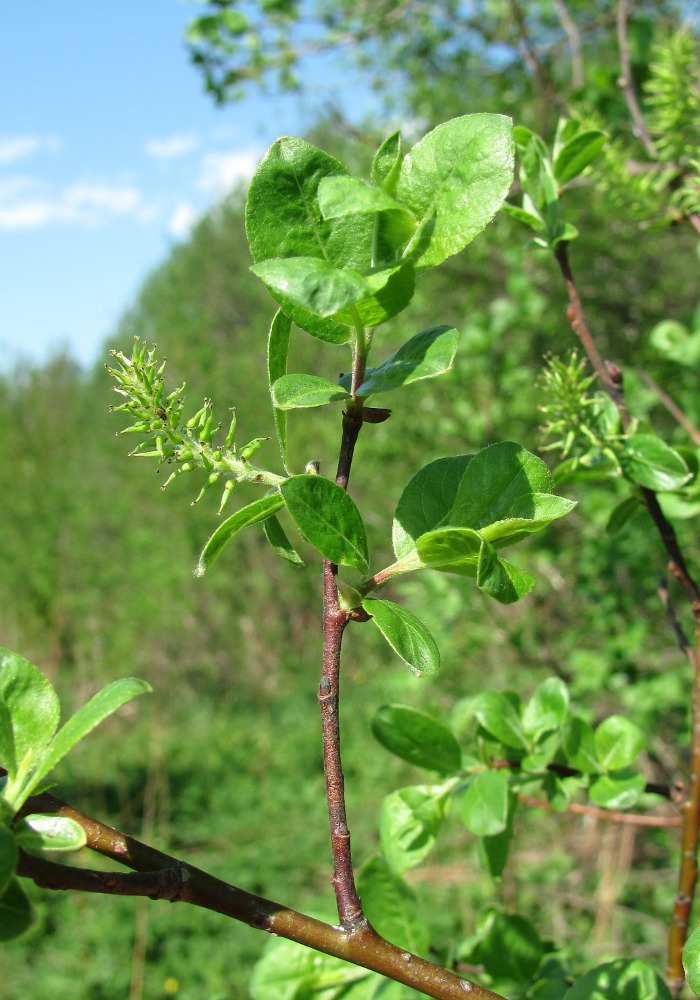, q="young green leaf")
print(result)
[333,261,416,328]
[471,691,528,751]
[0,649,60,781]
[380,785,447,874]
[262,515,304,567]
[363,599,440,676]
[246,136,371,343]
[272,374,350,410]
[281,475,369,571]
[251,257,368,319]
[522,678,569,739]
[620,434,690,491]
[448,442,554,530]
[588,773,646,810]
[396,114,514,270]
[562,717,599,774]
[317,175,410,220]
[480,494,577,548]
[393,455,473,559]
[0,878,34,941]
[196,493,286,576]
[684,922,700,996]
[479,804,516,880]
[372,131,403,194]
[461,770,509,837]
[476,543,535,604]
[267,309,292,472]
[356,855,429,956]
[594,715,645,771]
[29,677,151,801]
[415,527,481,575]
[553,130,606,185]
[343,326,459,397]
[466,909,548,985]
[13,814,87,853]
[371,704,460,774]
